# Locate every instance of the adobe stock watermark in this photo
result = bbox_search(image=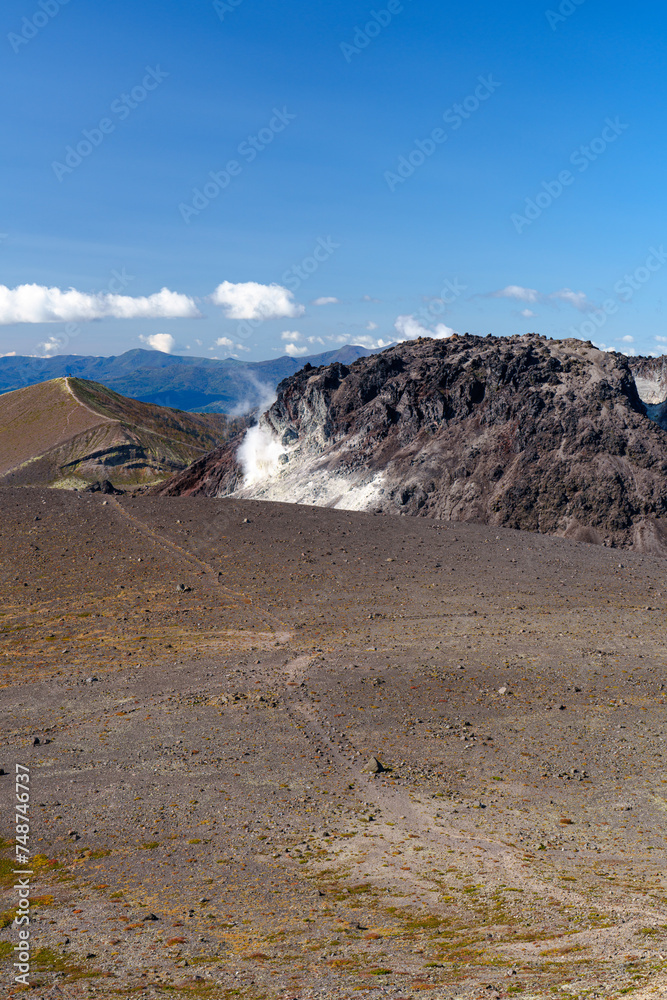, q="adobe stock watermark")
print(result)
[511,117,628,234]
[412,277,468,329]
[546,0,587,31]
[340,0,412,63]
[213,0,245,21]
[384,75,501,192]
[8,0,70,55]
[13,764,31,987]
[236,236,340,339]
[568,247,666,341]
[51,66,169,182]
[179,107,296,224]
